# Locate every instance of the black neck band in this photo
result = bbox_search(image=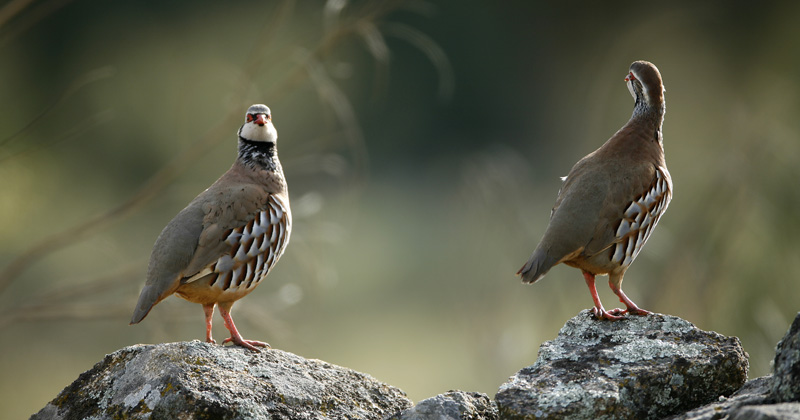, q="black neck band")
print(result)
[238,137,277,171]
